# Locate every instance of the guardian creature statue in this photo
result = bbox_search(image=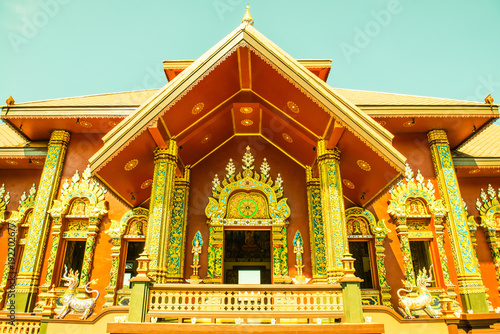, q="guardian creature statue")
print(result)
[397,265,439,319]
[55,265,99,320]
